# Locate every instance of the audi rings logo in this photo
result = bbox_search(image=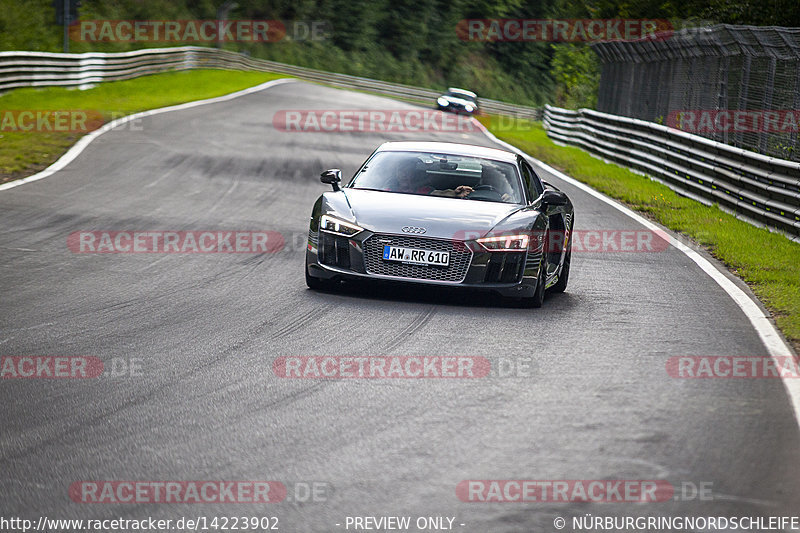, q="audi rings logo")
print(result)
[401,226,427,234]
